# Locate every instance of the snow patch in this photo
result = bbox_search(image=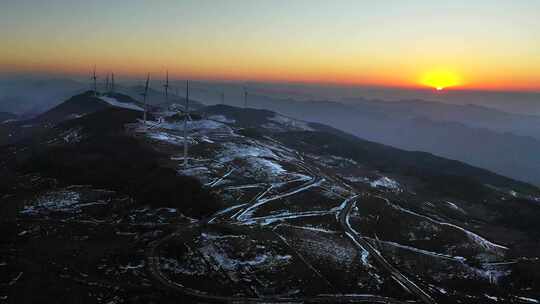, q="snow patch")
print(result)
[199,244,292,272]
[178,166,211,180]
[267,114,314,131]
[342,176,370,183]
[370,176,401,191]
[517,297,539,303]
[201,233,245,240]
[371,238,467,262]
[62,129,82,143]
[188,119,224,130]
[158,119,226,132]
[218,142,287,180]
[248,157,286,176]
[100,96,144,111]
[484,294,499,301]
[386,198,509,253]
[219,143,277,161]
[245,210,334,226]
[21,191,91,215]
[445,201,466,214]
[208,115,235,124]
[2,119,17,124]
[147,131,195,145]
